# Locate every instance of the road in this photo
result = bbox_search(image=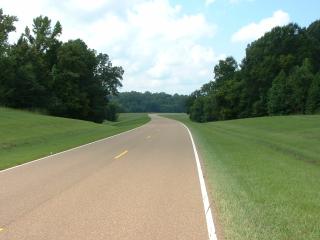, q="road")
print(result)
[0,115,212,239]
